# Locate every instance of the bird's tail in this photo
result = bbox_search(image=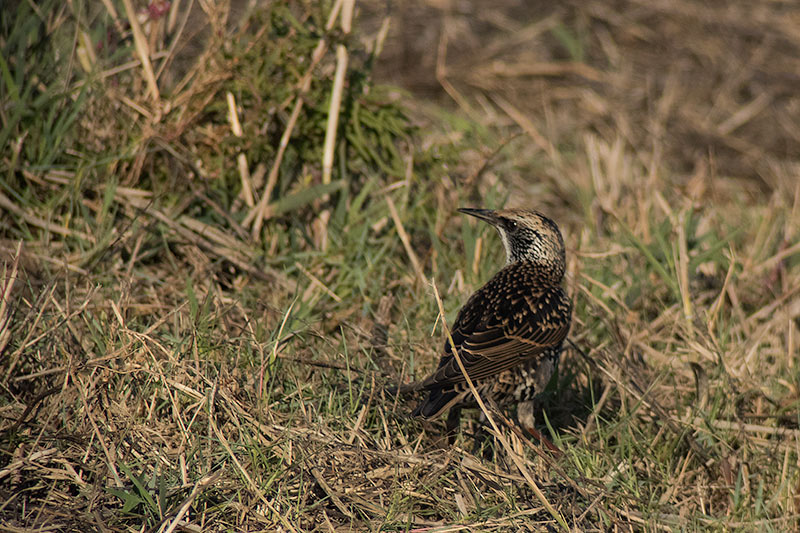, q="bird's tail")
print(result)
[411,388,463,419]
[385,380,426,396]
[387,382,464,421]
